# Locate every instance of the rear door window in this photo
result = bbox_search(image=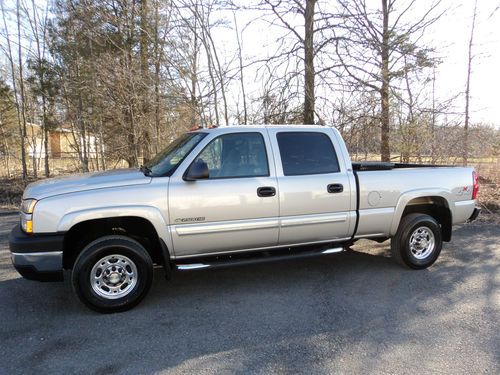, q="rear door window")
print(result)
[276,132,340,176]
